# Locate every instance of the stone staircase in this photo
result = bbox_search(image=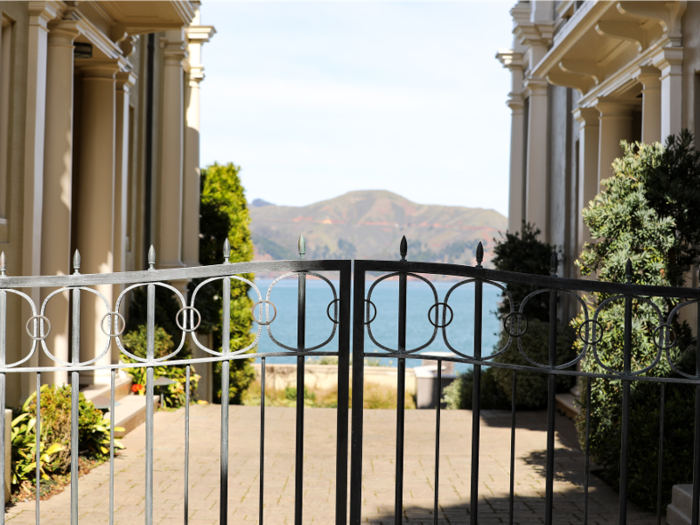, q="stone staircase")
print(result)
[81,374,159,438]
[667,485,697,525]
